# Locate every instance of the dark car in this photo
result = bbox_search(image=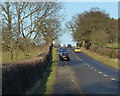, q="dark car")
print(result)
[67,44,72,48]
[59,47,66,52]
[59,52,70,61]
